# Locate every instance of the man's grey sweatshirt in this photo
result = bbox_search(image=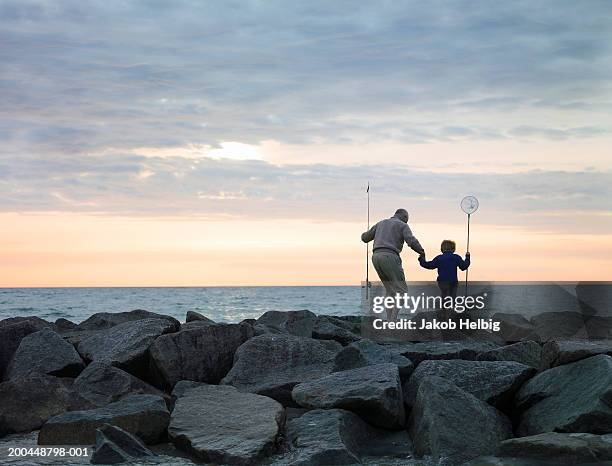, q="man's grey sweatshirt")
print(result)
[361,215,424,256]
